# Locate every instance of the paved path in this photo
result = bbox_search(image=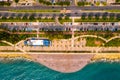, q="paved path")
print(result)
[72,35,107,42]
[72,34,120,43]
[1,34,120,53]
[1,40,27,53]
